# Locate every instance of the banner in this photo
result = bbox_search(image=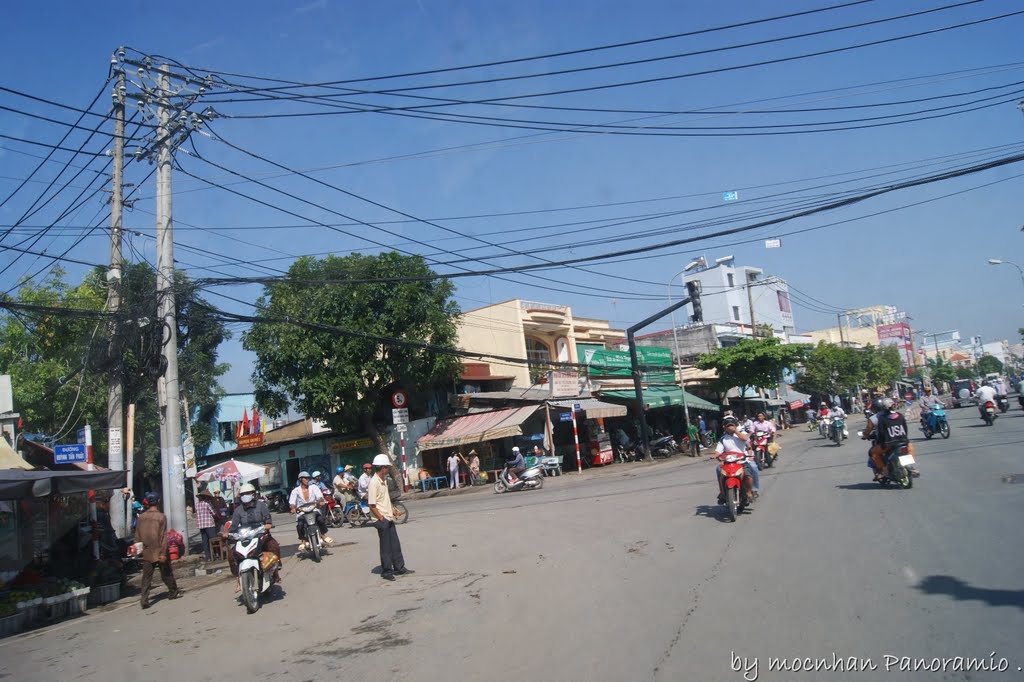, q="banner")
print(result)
[588,346,674,384]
